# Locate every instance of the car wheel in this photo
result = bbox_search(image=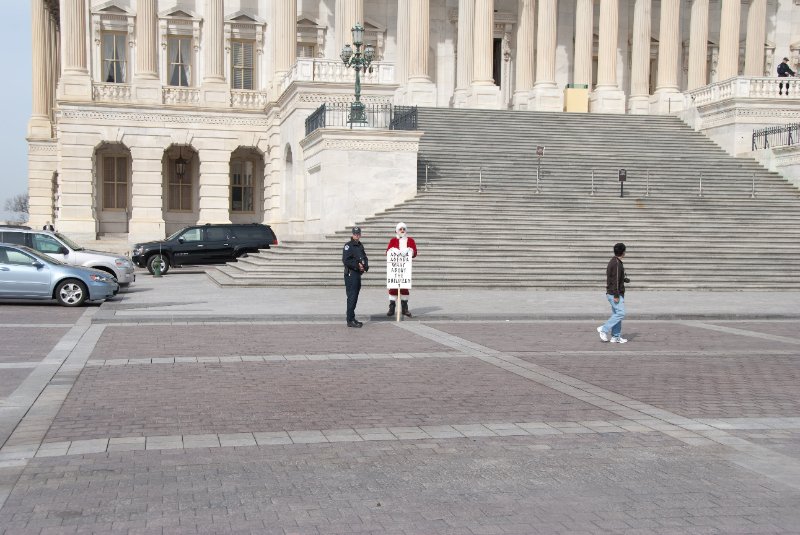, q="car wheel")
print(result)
[146,254,170,275]
[55,279,87,307]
